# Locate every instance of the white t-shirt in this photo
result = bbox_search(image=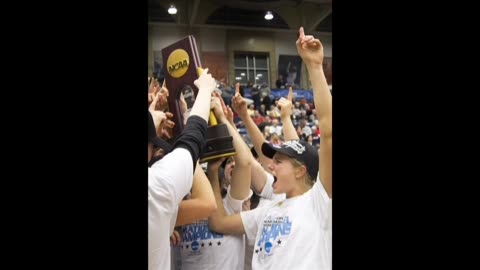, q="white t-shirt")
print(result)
[241,175,332,270]
[179,188,247,270]
[148,148,194,270]
[246,173,286,269]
